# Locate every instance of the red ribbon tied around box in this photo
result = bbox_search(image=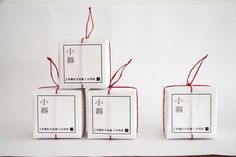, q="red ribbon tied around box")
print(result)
[163,54,210,139]
[38,7,96,139]
[38,57,60,139]
[79,7,112,134]
[39,57,87,139]
[79,7,95,134]
[107,59,139,140]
